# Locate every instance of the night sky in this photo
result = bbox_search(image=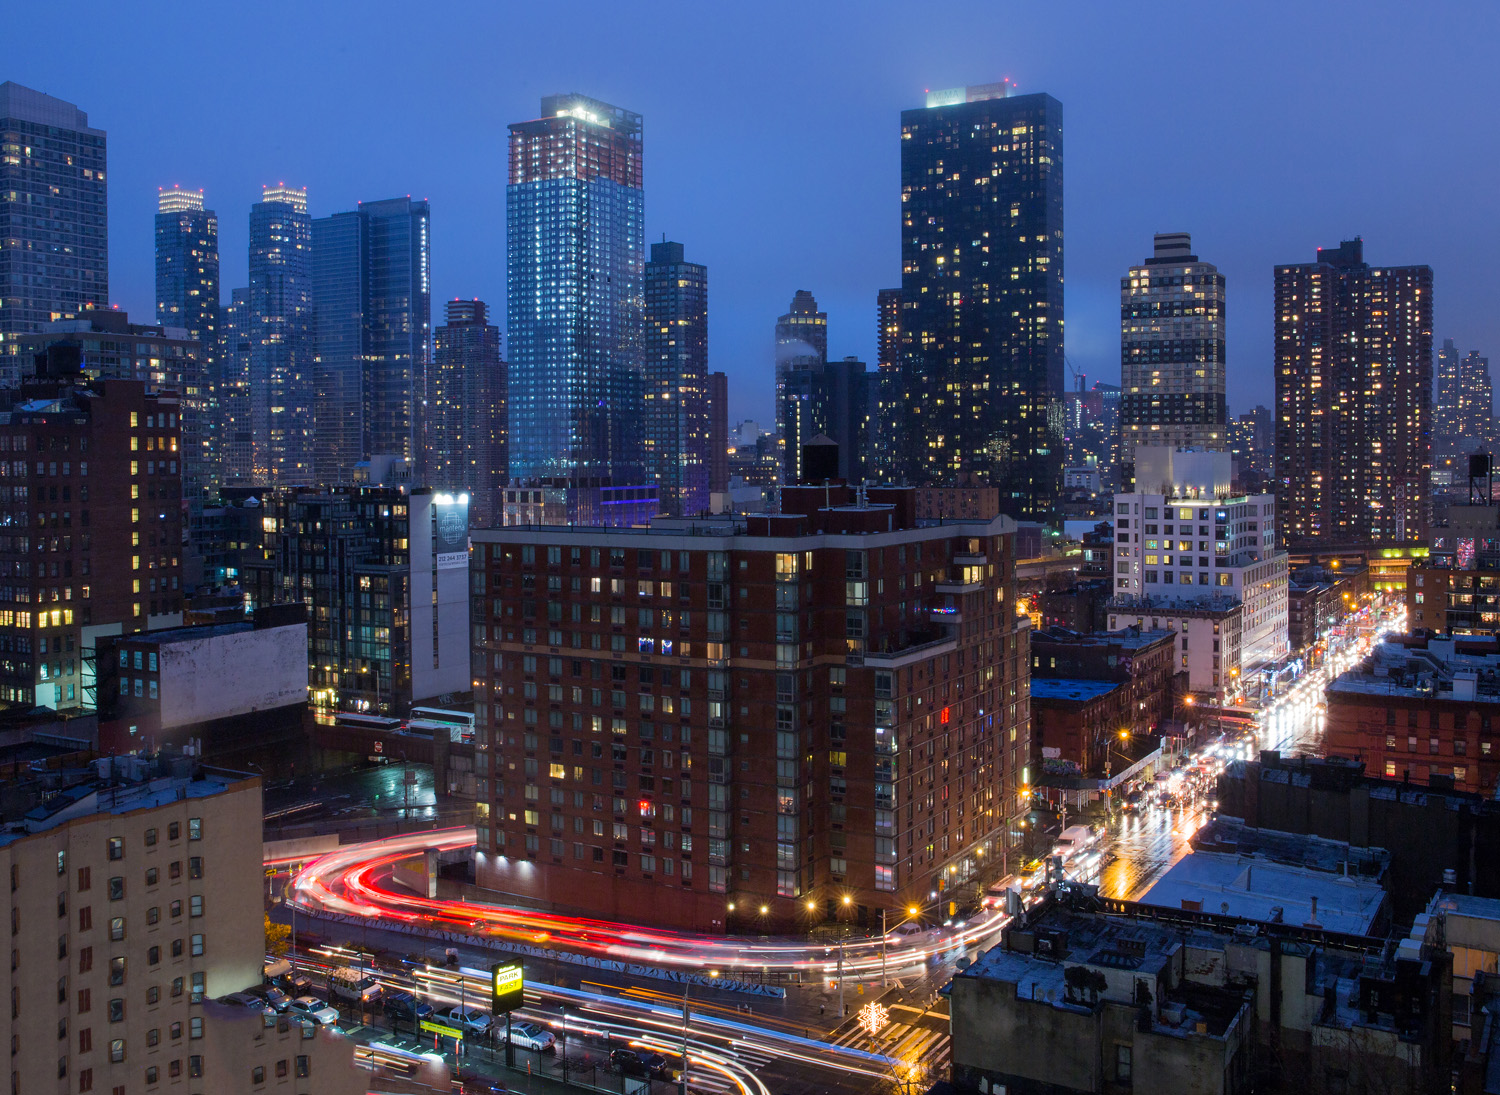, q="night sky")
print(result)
[10,1,1497,427]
